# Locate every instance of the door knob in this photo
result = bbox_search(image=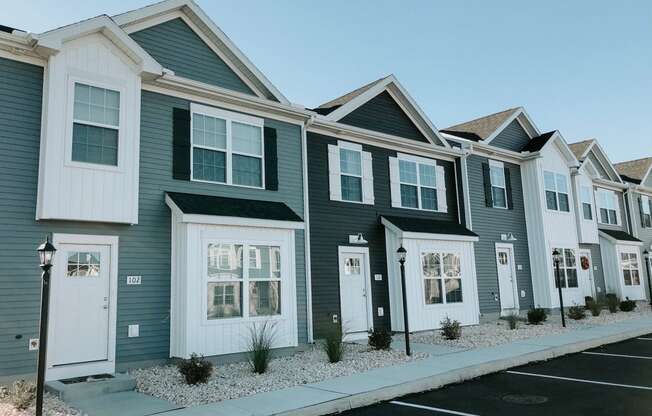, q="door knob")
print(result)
[102,305,109,310]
